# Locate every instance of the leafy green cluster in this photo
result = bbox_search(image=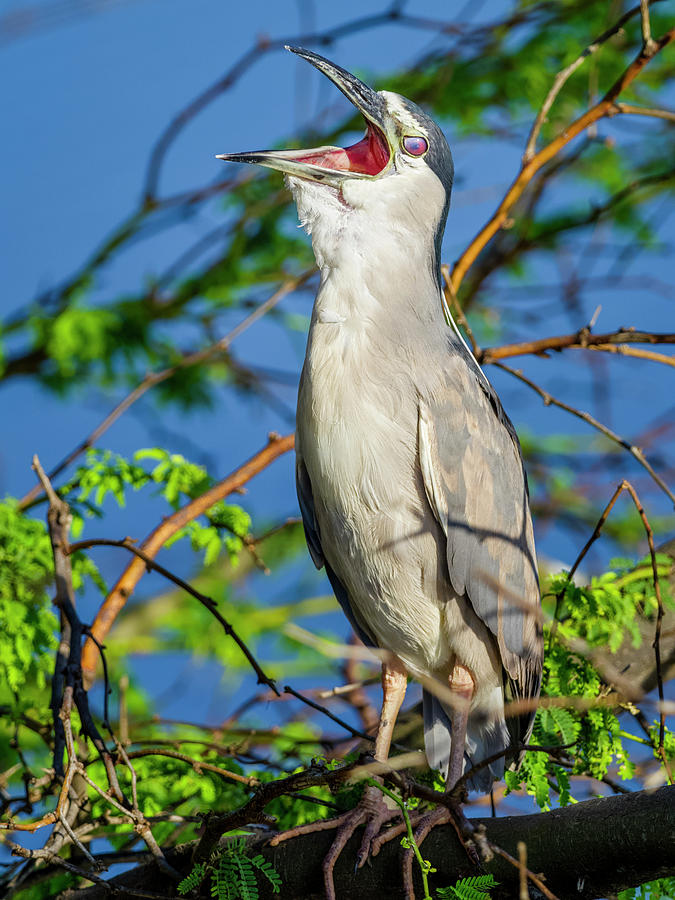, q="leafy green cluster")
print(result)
[64,447,252,565]
[437,875,499,900]
[177,861,207,894]
[178,838,282,899]
[0,501,57,699]
[87,753,250,848]
[0,499,105,717]
[505,559,674,809]
[0,443,259,788]
[619,878,675,900]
